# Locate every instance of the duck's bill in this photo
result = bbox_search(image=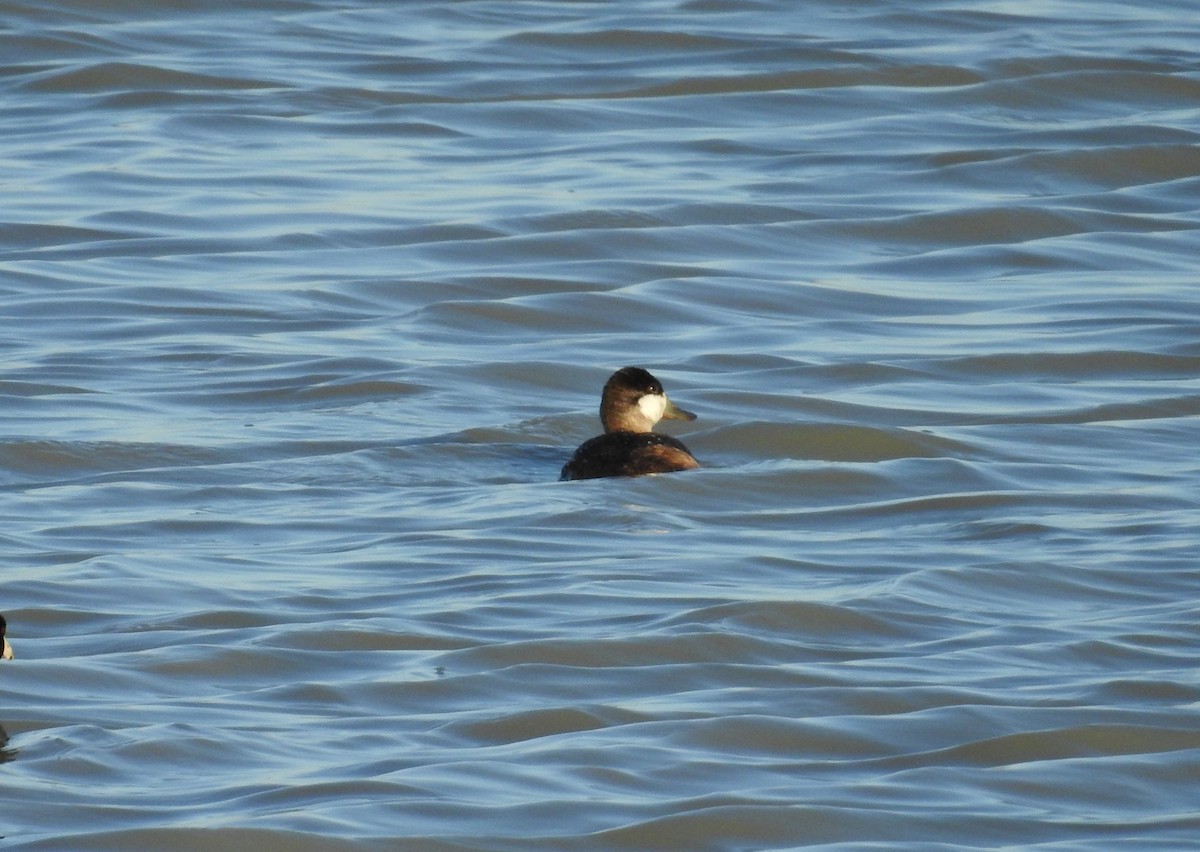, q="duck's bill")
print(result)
[2,639,11,661]
[663,397,697,421]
